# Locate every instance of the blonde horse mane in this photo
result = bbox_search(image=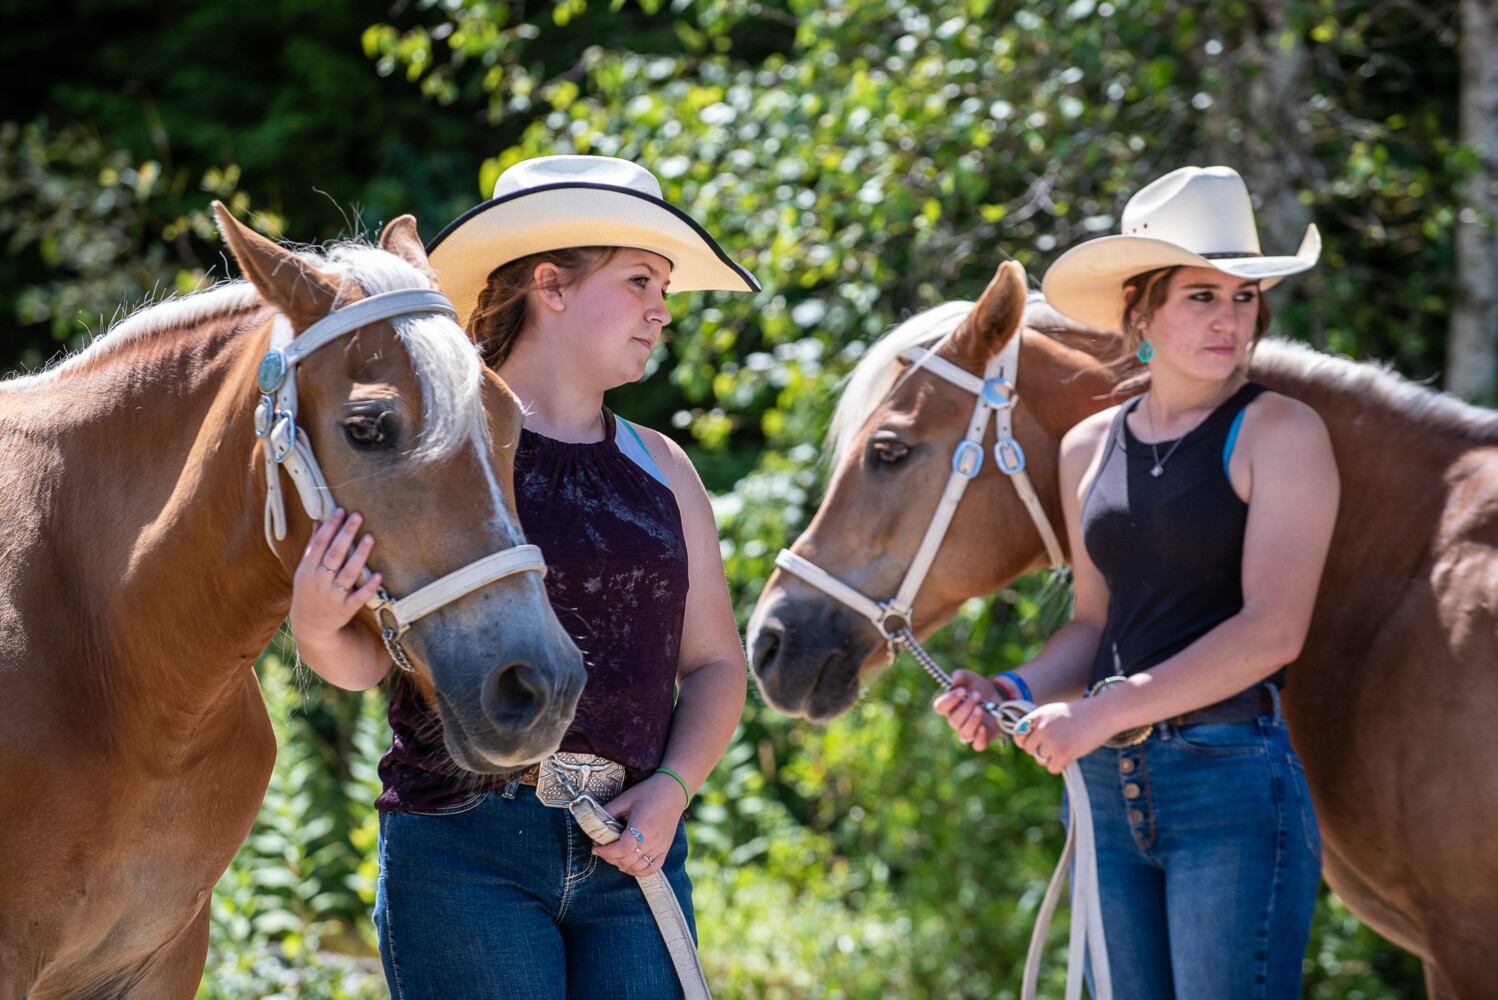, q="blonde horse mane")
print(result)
[13,240,486,462]
[828,292,1498,465]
